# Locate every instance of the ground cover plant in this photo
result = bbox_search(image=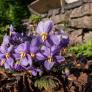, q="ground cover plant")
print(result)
[0,20,92,92]
[69,40,92,59]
